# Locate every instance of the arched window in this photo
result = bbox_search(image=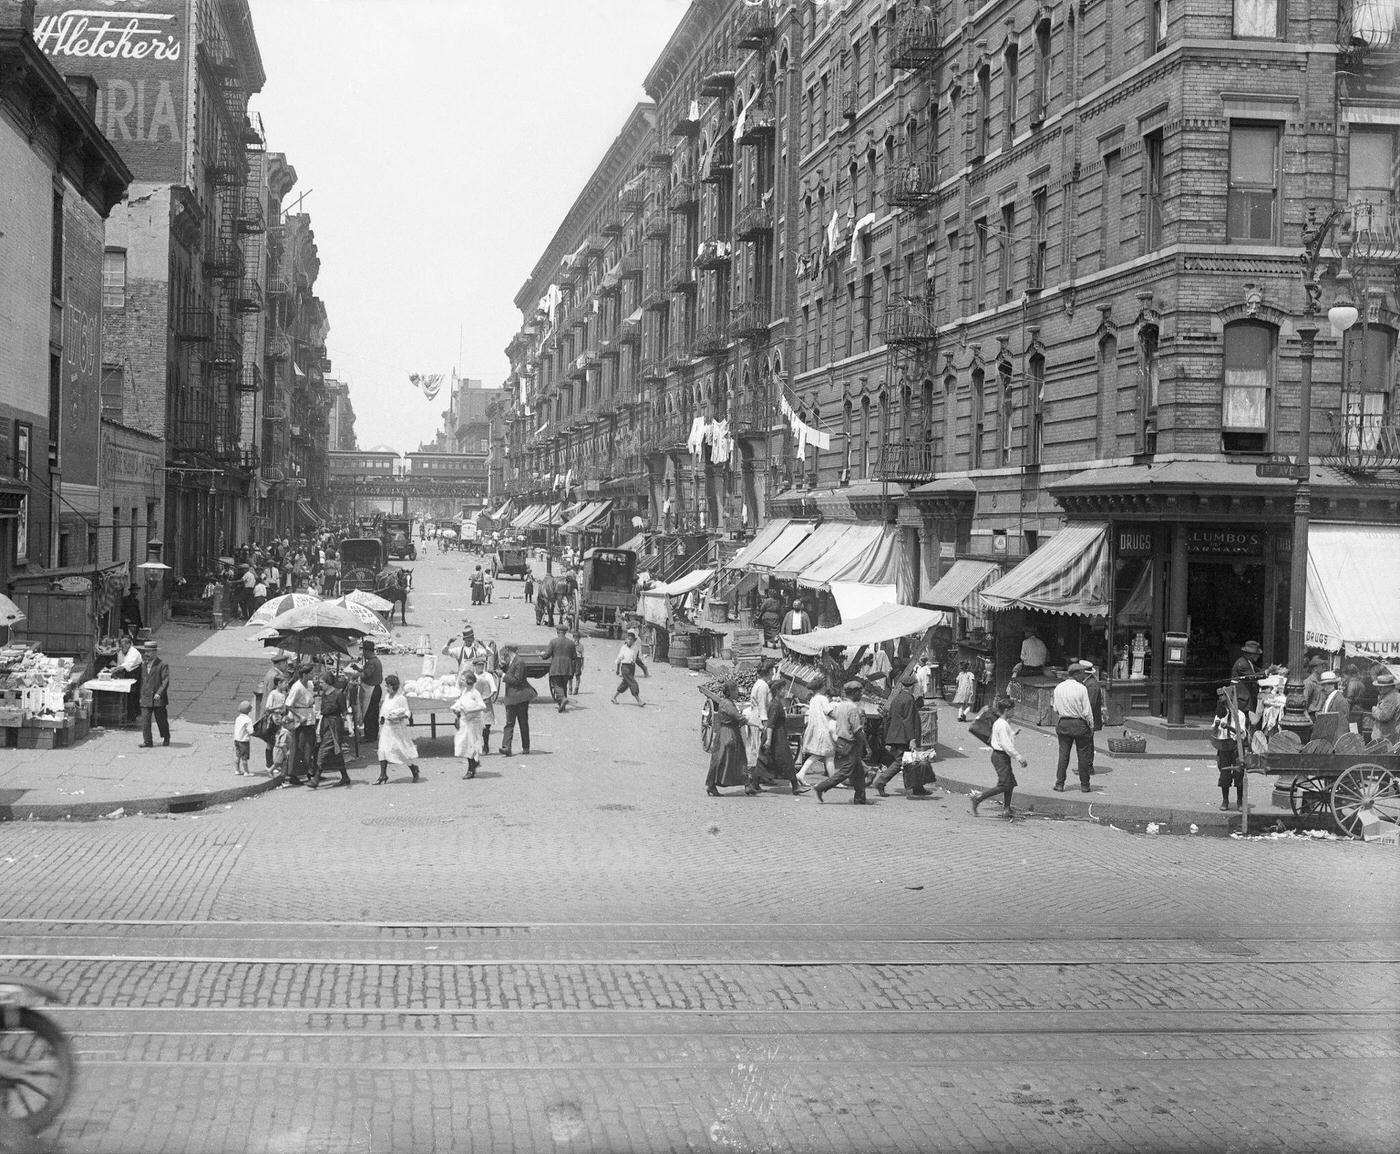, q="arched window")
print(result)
[998,361,1014,464]
[971,366,986,465]
[843,399,854,477]
[974,64,991,158]
[901,384,912,443]
[1028,353,1046,466]
[861,395,872,478]
[942,374,957,471]
[1222,320,1274,453]
[1137,326,1160,455]
[1003,44,1019,142]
